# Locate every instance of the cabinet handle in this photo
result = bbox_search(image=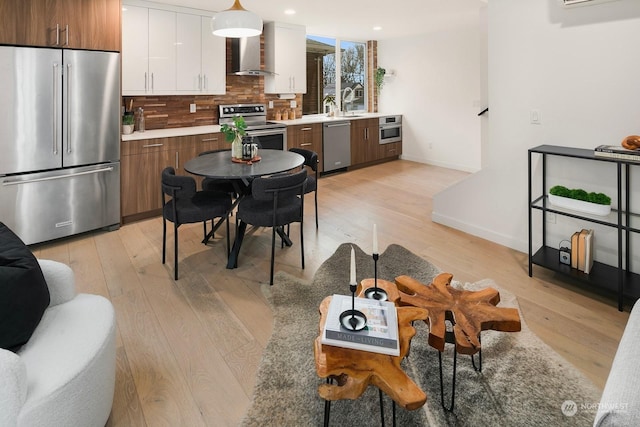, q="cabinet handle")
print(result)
[151,73,154,91]
[198,74,202,90]
[64,24,69,46]
[203,75,207,90]
[175,152,179,169]
[144,72,148,92]
[300,143,312,147]
[55,24,60,46]
[142,143,163,148]
[301,127,312,131]
[201,137,218,142]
